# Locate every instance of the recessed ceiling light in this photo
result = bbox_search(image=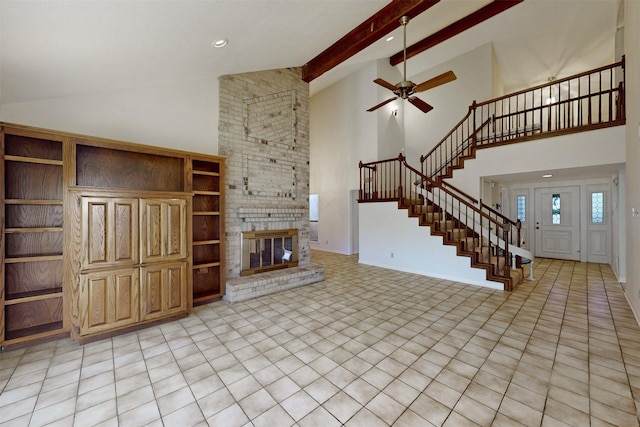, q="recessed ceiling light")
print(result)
[386,36,394,42]
[543,174,553,178]
[212,39,228,48]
